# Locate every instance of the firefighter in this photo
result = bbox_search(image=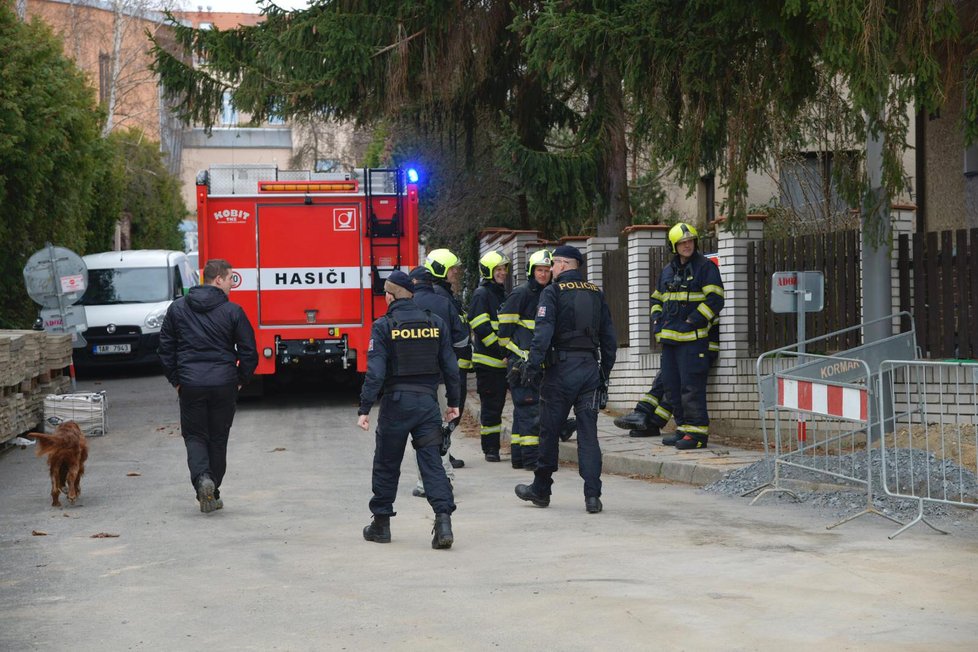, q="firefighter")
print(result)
[514,245,617,514]
[612,319,719,440]
[357,271,460,549]
[407,260,470,497]
[499,249,578,470]
[423,248,472,468]
[649,223,724,449]
[467,249,510,462]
